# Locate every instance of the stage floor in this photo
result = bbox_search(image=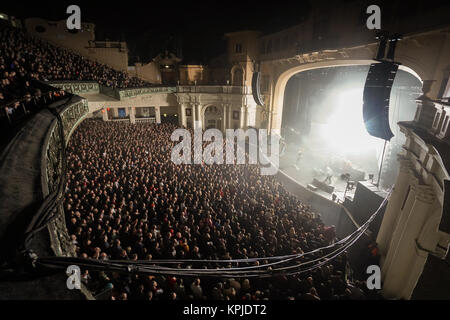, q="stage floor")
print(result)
[278,144,372,203]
